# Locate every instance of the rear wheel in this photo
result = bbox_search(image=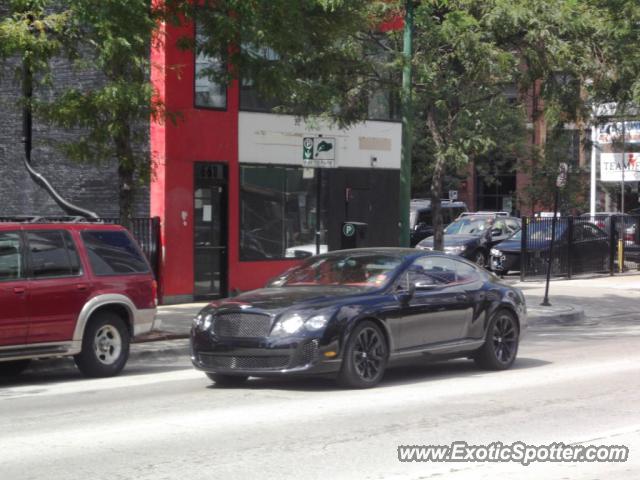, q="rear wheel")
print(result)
[338,321,388,388]
[474,309,519,370]
[0,359,31,377]
[206,373,248,386]
[74,312,130,378]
